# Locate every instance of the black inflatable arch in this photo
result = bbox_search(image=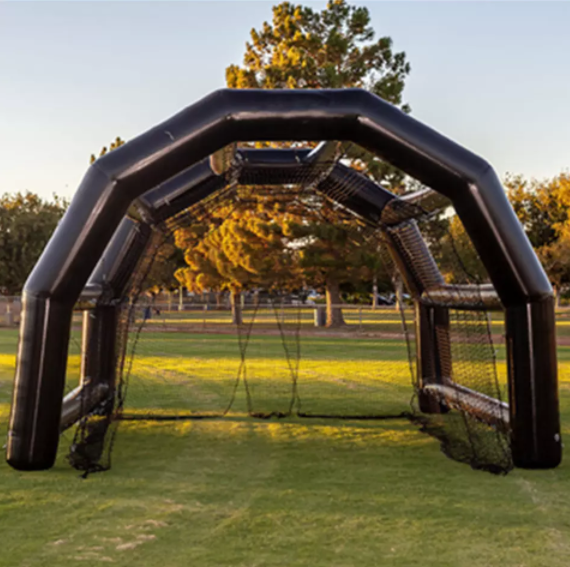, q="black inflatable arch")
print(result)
[7,88,560,470]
